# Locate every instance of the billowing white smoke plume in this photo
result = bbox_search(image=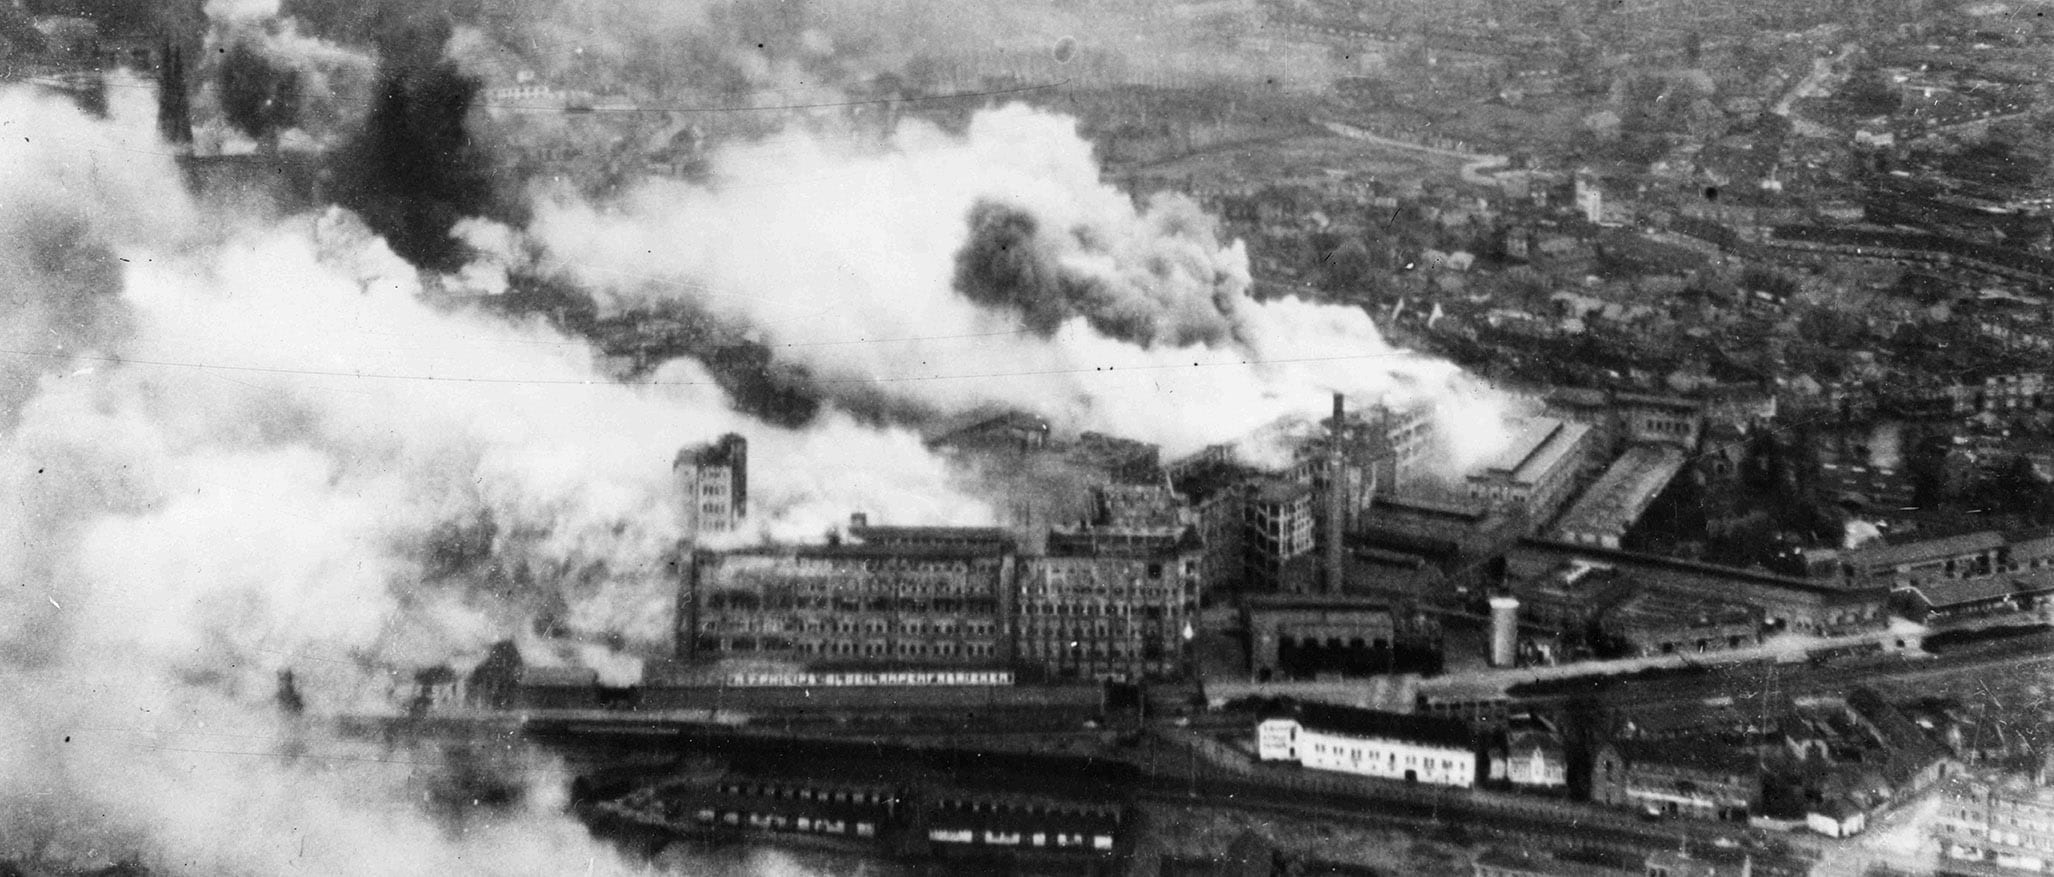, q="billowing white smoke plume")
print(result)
[531,105,1515,472]
[0,83,940,873]
[194,0,377,155]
